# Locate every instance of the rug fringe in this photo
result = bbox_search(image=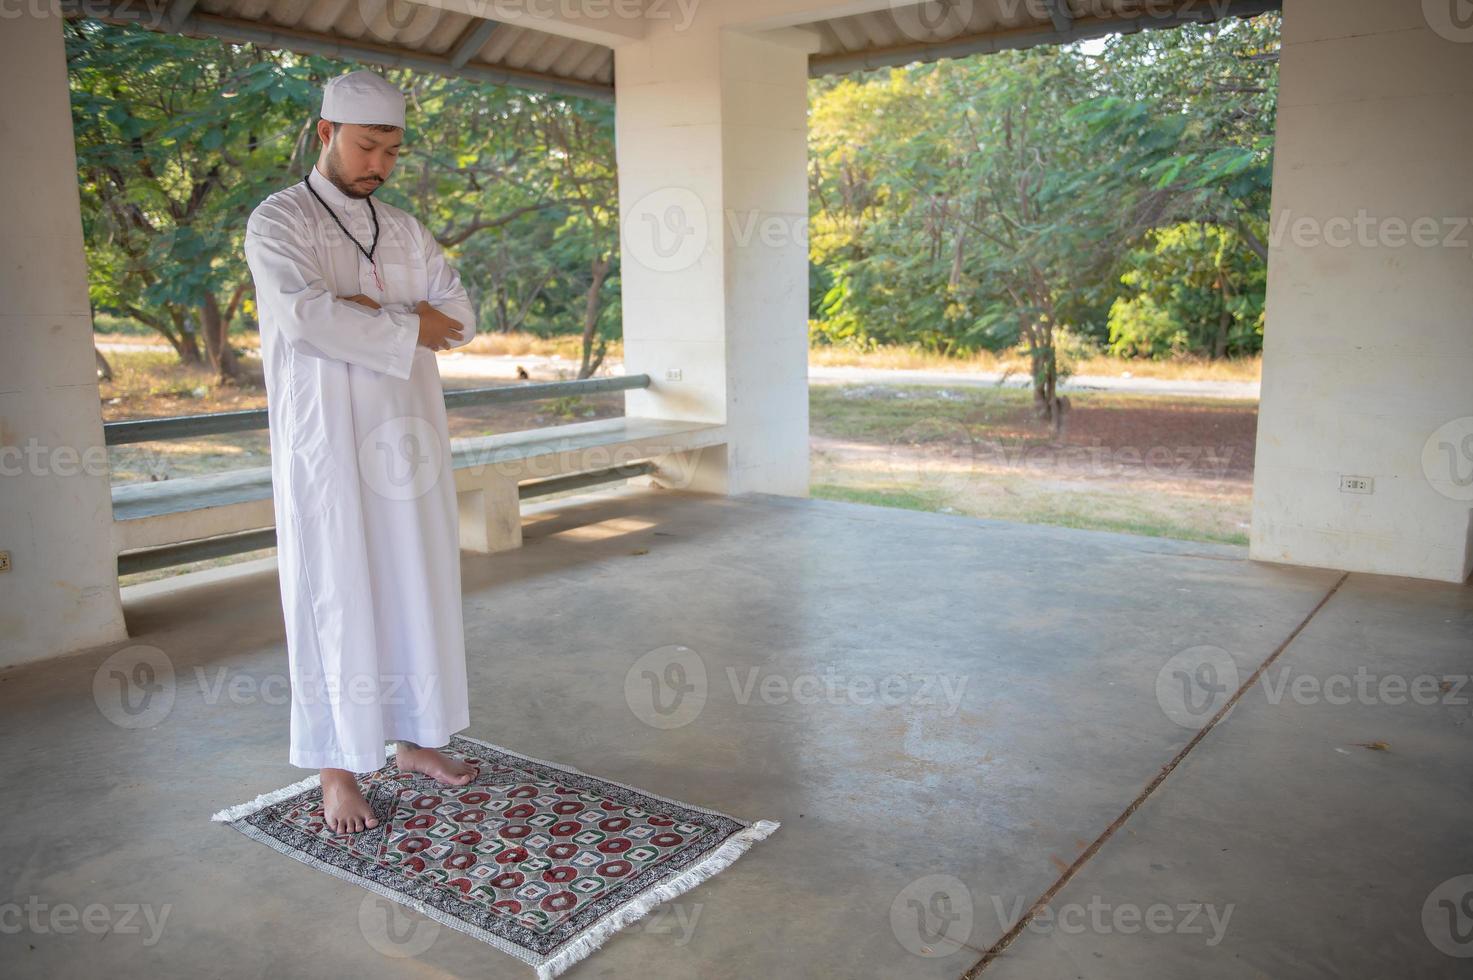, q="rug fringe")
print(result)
[535,818,781,980]
[210,743,396,823]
